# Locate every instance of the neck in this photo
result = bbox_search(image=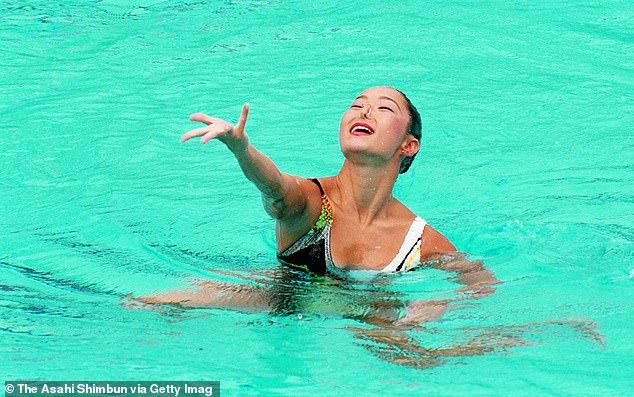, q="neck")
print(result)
[334,160,400,225]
